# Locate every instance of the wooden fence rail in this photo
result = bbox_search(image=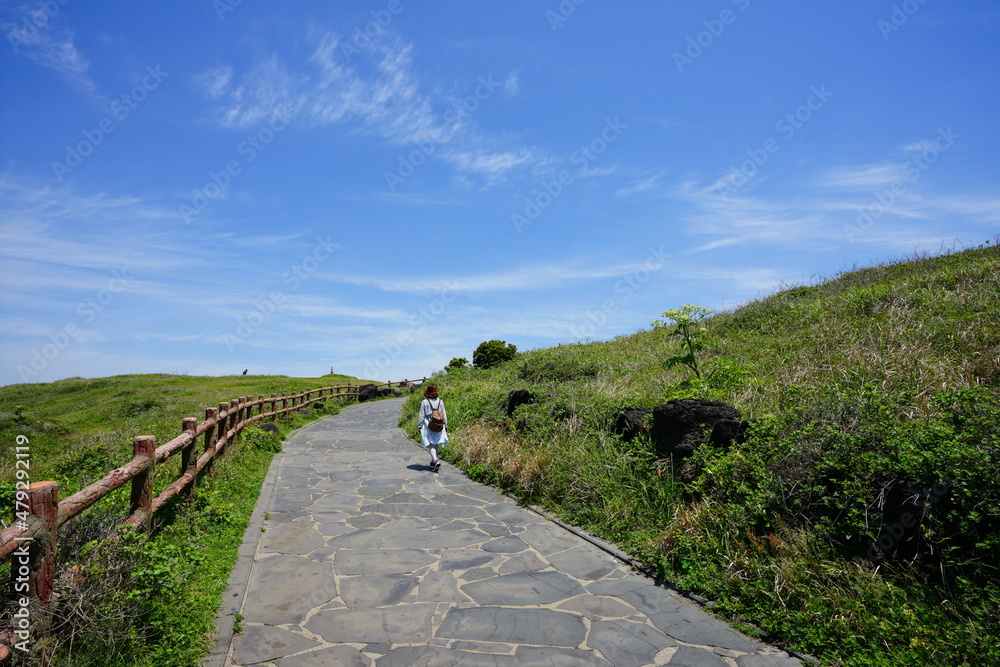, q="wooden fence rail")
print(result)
[0,377,425,659]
